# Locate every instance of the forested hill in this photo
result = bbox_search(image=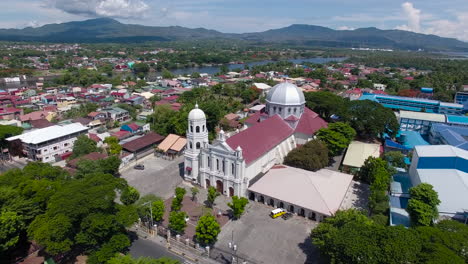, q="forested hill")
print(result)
[1,18,468,51]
